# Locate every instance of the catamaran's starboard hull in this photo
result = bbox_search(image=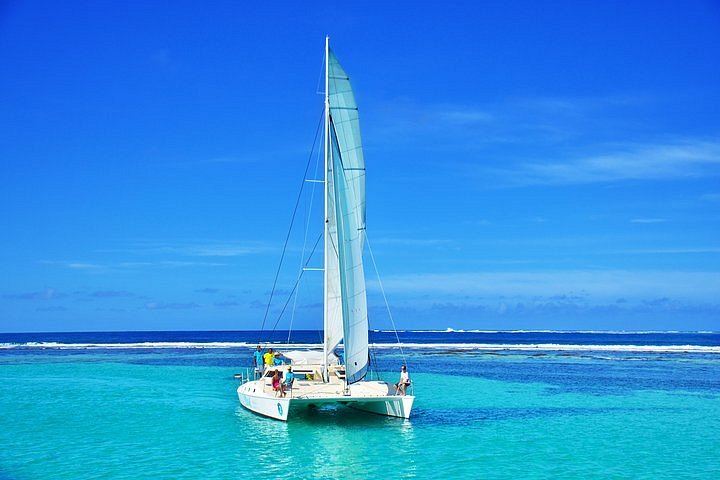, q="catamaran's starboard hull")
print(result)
[237,380,414,421]
[345,395,414,419]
